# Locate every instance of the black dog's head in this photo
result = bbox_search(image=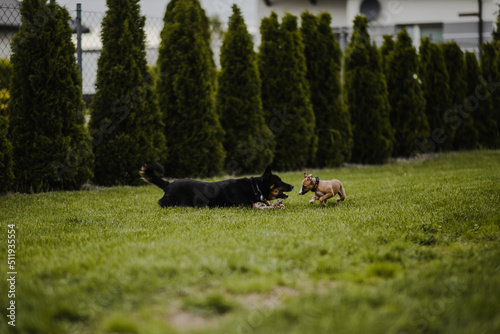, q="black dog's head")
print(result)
[260,165,294,200]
